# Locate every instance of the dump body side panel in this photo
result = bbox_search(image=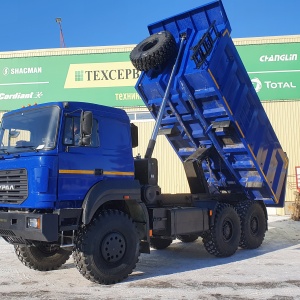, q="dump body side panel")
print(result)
[135,0,288,206]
